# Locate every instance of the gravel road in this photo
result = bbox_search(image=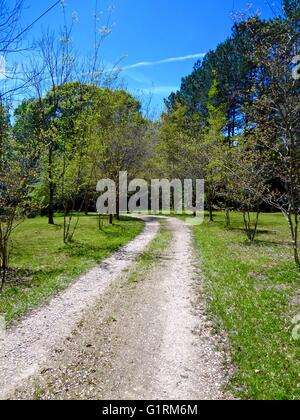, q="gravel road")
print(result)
[0,217,159,400]
[1,217,231,400]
